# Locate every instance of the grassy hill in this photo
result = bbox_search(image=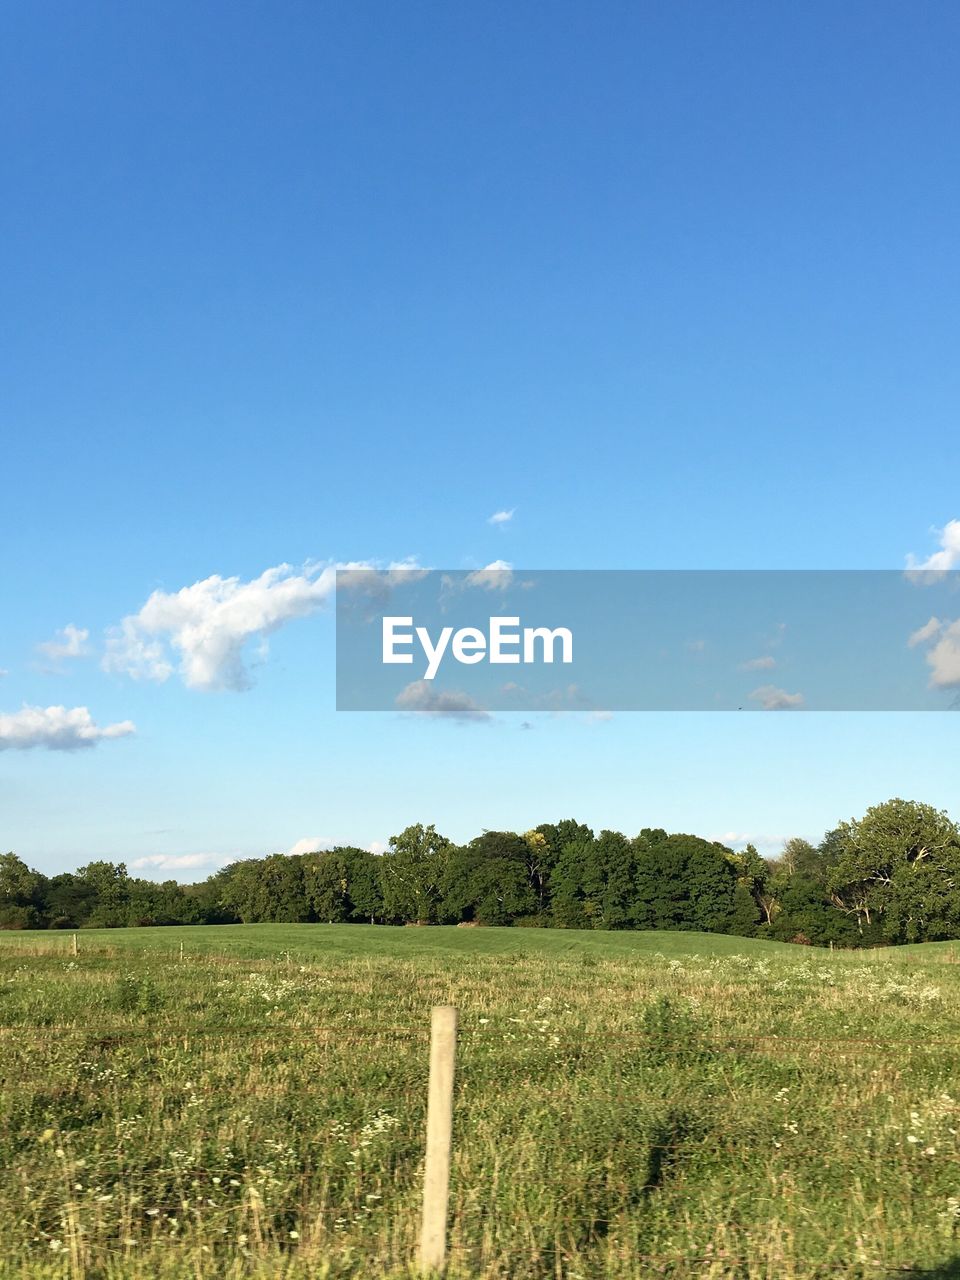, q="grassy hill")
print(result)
[0,925,959,1277]
[0,922,816,962]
